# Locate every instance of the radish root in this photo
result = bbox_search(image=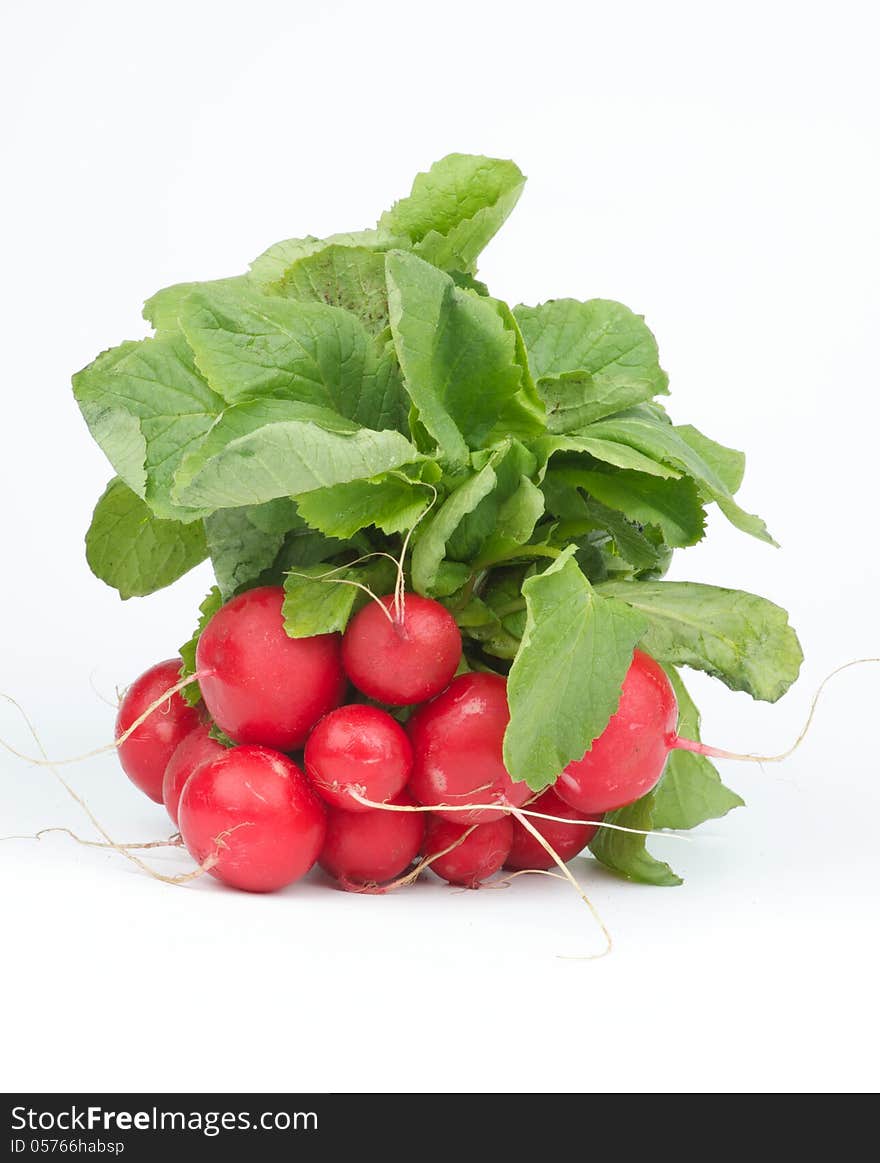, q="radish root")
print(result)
[509,805,612,959]
[0,692,243,886]
[88,670,121,710]
[347,790,688,840]
[674,656,880,764]
[0,672,211,769]
[483,868,568,889]
[2,827,182,850]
